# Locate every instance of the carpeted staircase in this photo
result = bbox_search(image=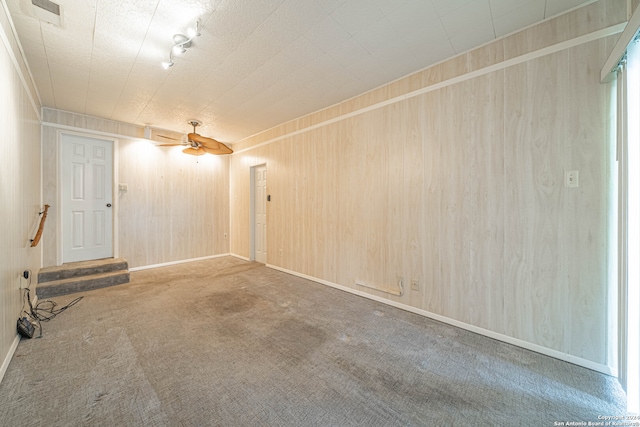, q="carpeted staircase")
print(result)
[37,258,130,298]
